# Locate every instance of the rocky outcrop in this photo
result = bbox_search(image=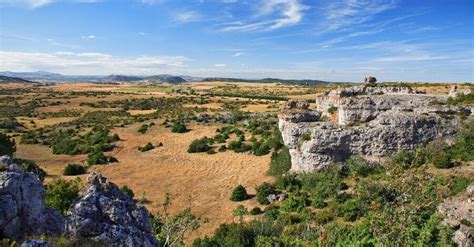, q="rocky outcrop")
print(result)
[449,85,472,98]
[279,85,468,172]
[65,173,158,246]
[0,156,64,240]
[364,76,377,85]
[438,183,474,247]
